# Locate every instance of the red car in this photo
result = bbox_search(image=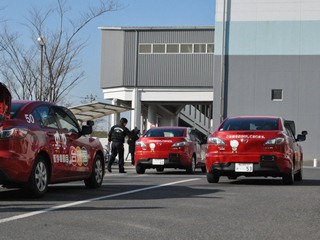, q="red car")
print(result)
[0,83,105,197]
[134,127,207,174]
[206,116,307,184]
